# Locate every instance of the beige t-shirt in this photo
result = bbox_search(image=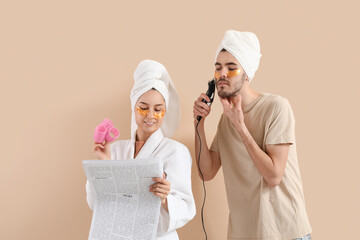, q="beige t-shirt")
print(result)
[210,93,311,240]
